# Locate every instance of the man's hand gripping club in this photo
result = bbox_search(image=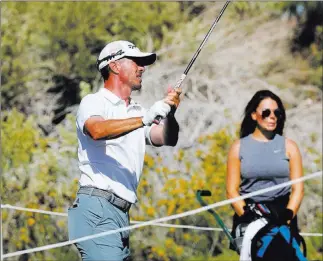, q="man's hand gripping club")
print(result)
[142,87,182,126]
